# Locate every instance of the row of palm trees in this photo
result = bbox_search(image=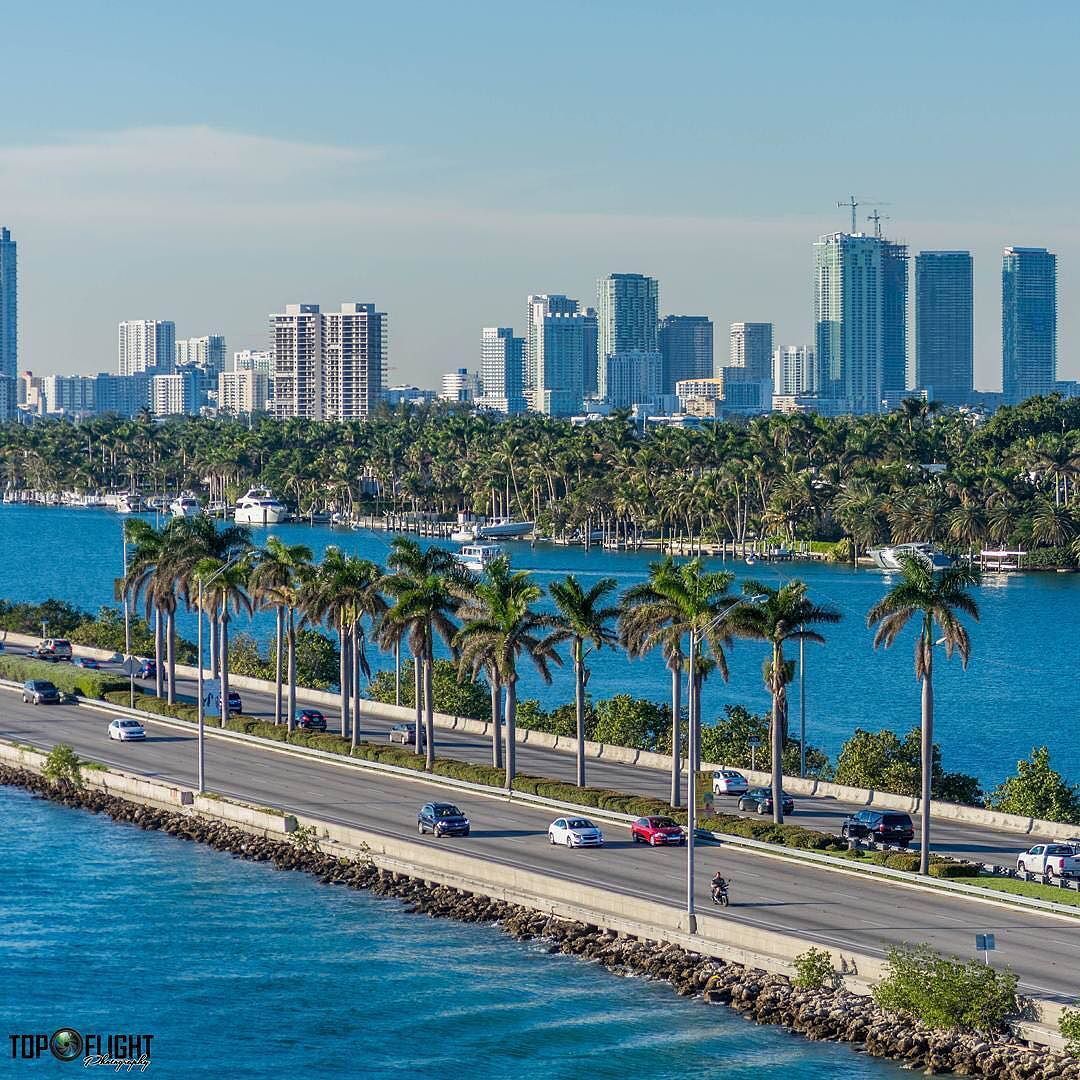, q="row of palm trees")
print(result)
[9,395,1080,566]
[122,521,981,871]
